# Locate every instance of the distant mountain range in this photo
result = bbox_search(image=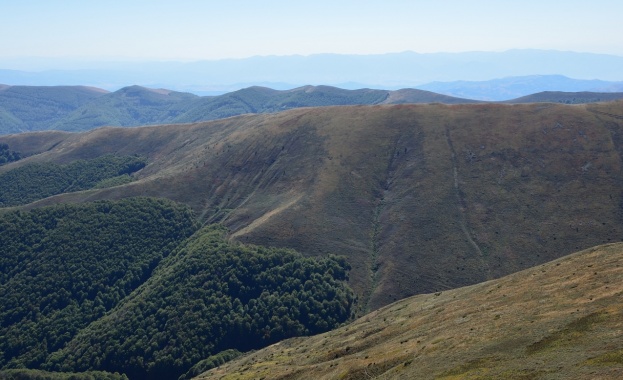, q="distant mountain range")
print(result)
[2,81,623,135]
[419,75,623,101]
[1,50,622,94]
